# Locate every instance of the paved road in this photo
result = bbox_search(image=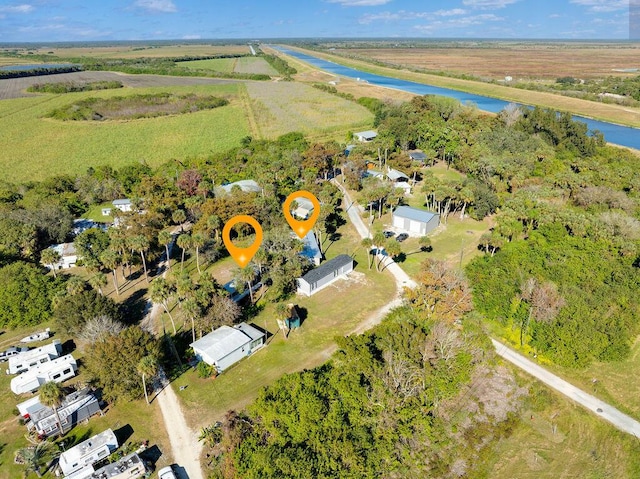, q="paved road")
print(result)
[492,339,640,438]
